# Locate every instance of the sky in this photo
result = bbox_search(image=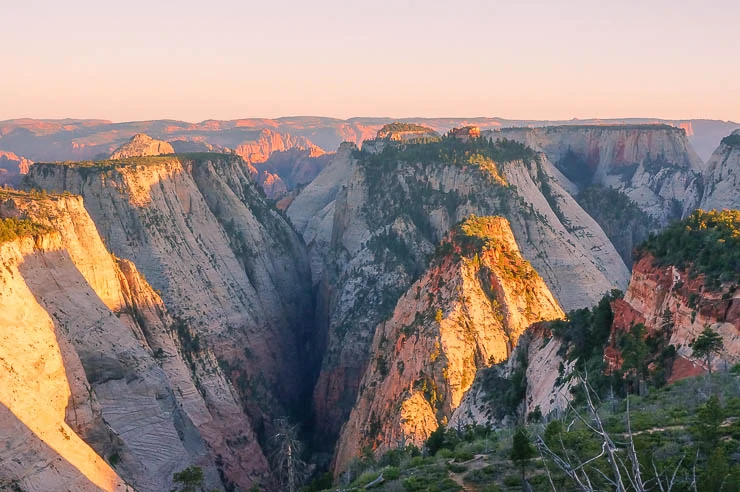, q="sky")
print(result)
[2,0,740,122]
